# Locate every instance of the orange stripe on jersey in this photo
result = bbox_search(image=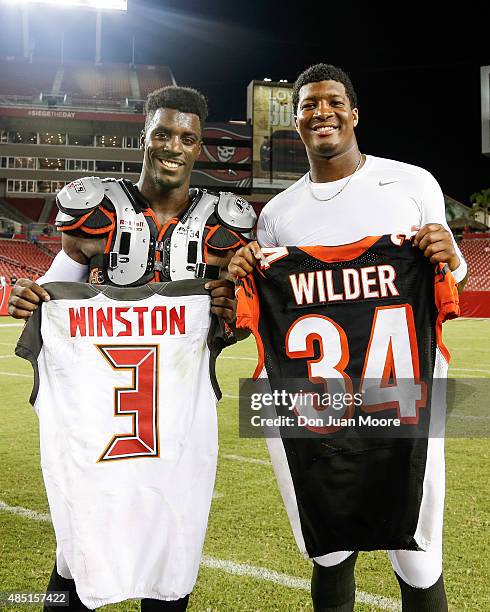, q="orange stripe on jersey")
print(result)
[203,225,245,262]
[59,207,114,238]
[298,236,382,263]
[204,225,245,251]
[104,227,115,254]
[97,210,116,254]
[81,225,113,236]
[203,225,220,263]
[57,210,94,232]
[434,264,460,363]
[235,275,265,379]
